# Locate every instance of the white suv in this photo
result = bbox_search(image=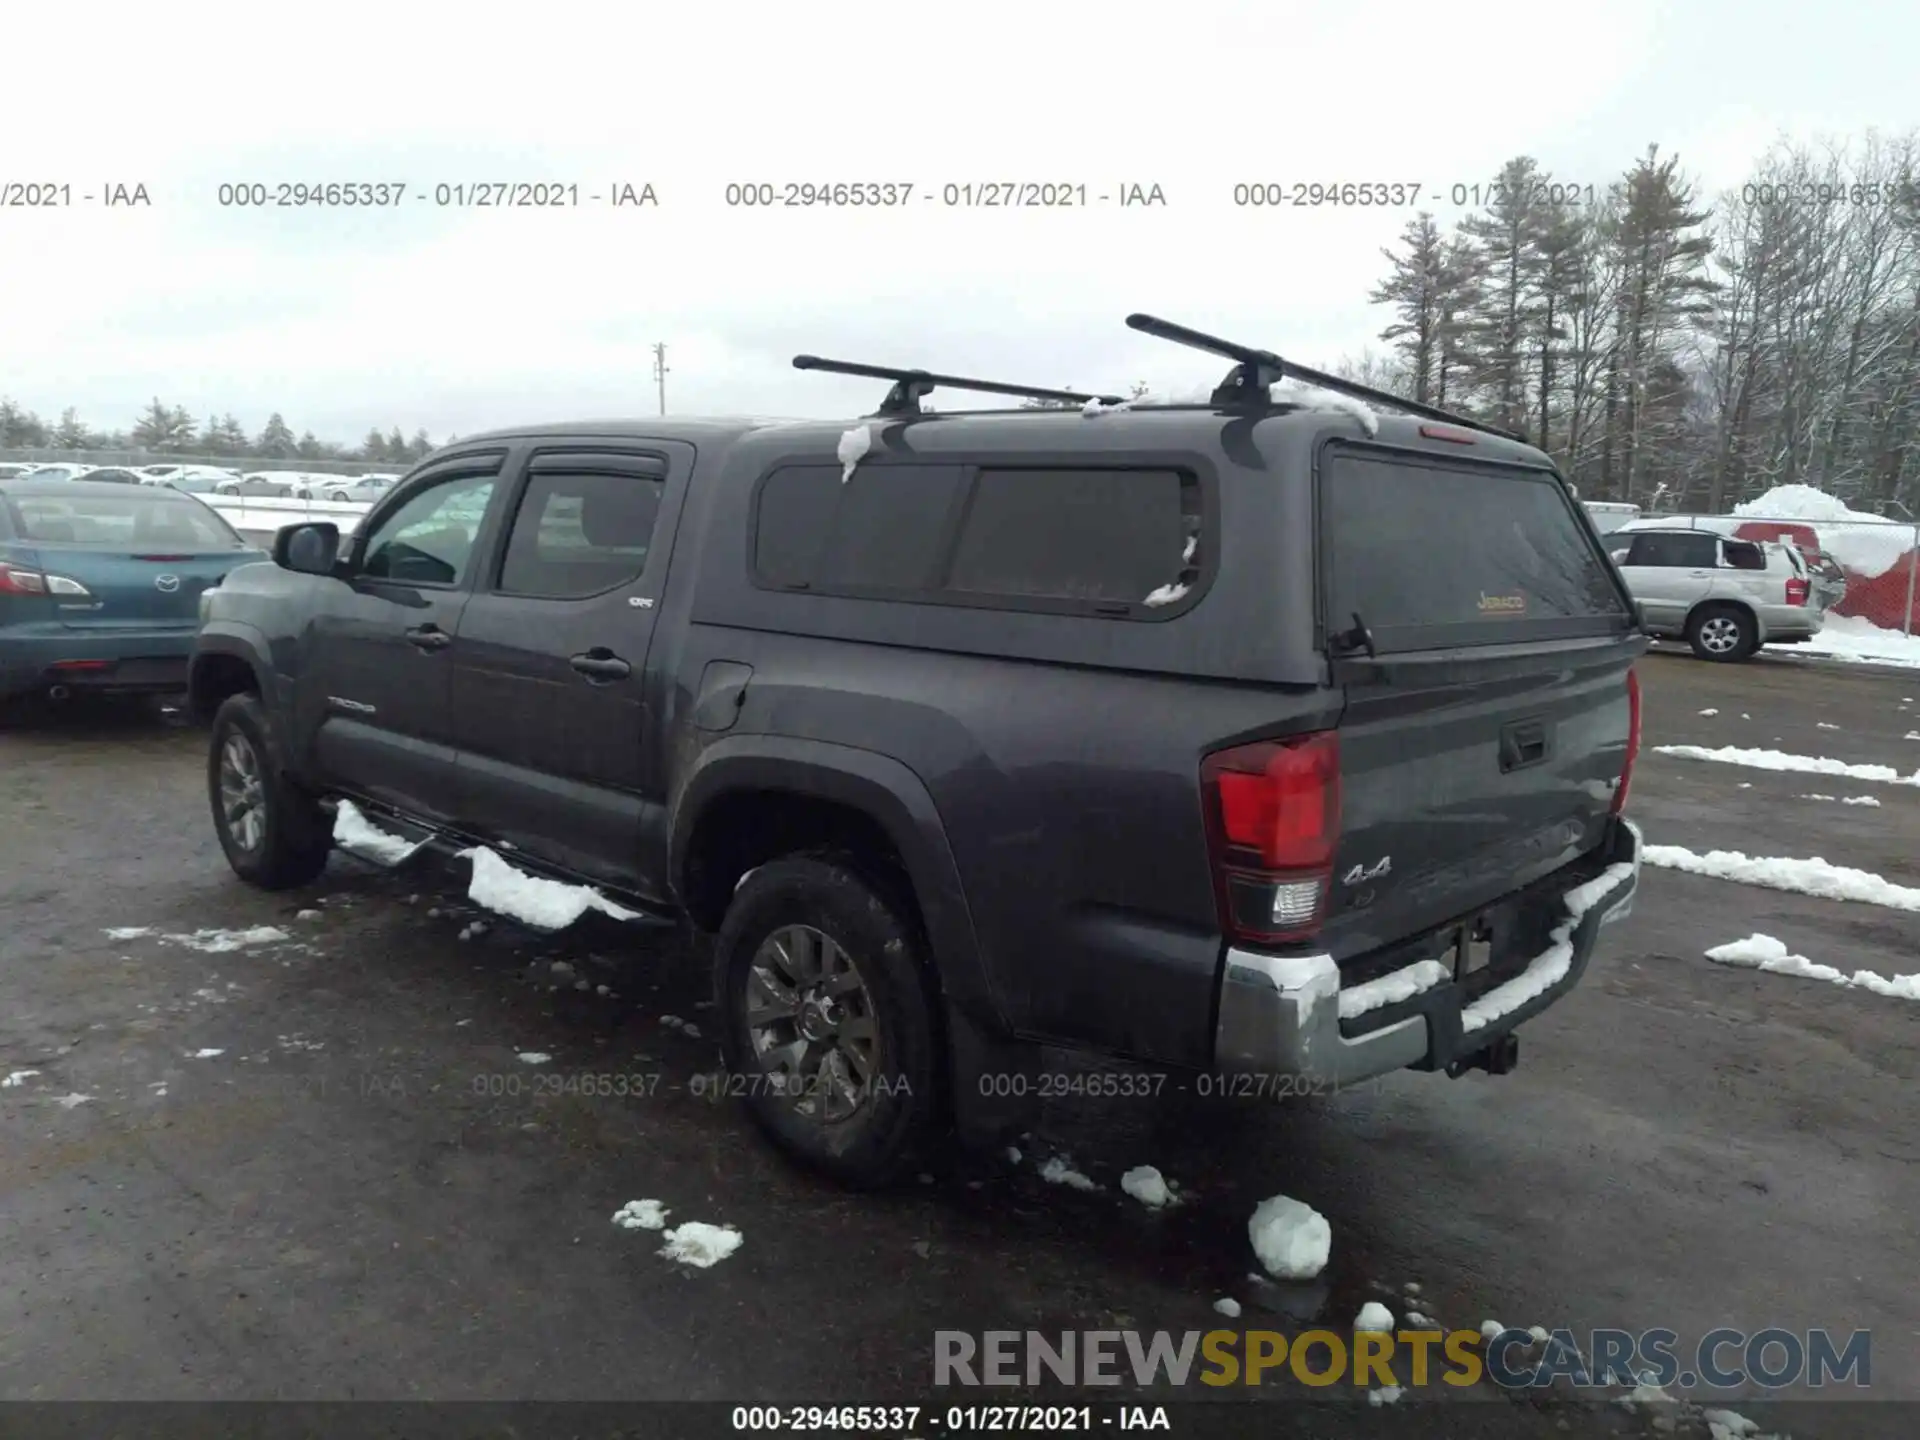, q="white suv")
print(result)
[1607,527,1822,662]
